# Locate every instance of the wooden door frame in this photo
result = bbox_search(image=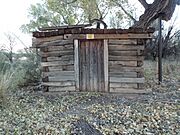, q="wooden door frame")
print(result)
[74,39,109,92]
